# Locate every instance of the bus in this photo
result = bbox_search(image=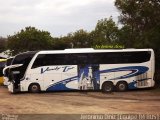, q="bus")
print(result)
[8,48,155,93]
[0,58,6,85]
[3,57,14,85]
